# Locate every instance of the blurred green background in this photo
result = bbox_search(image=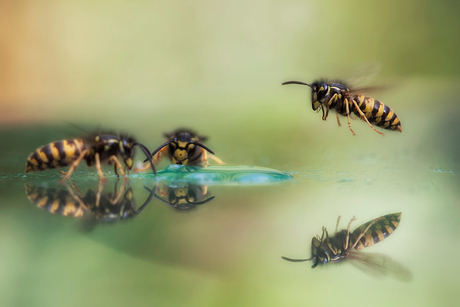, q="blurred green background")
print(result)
[1,0,459,306]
